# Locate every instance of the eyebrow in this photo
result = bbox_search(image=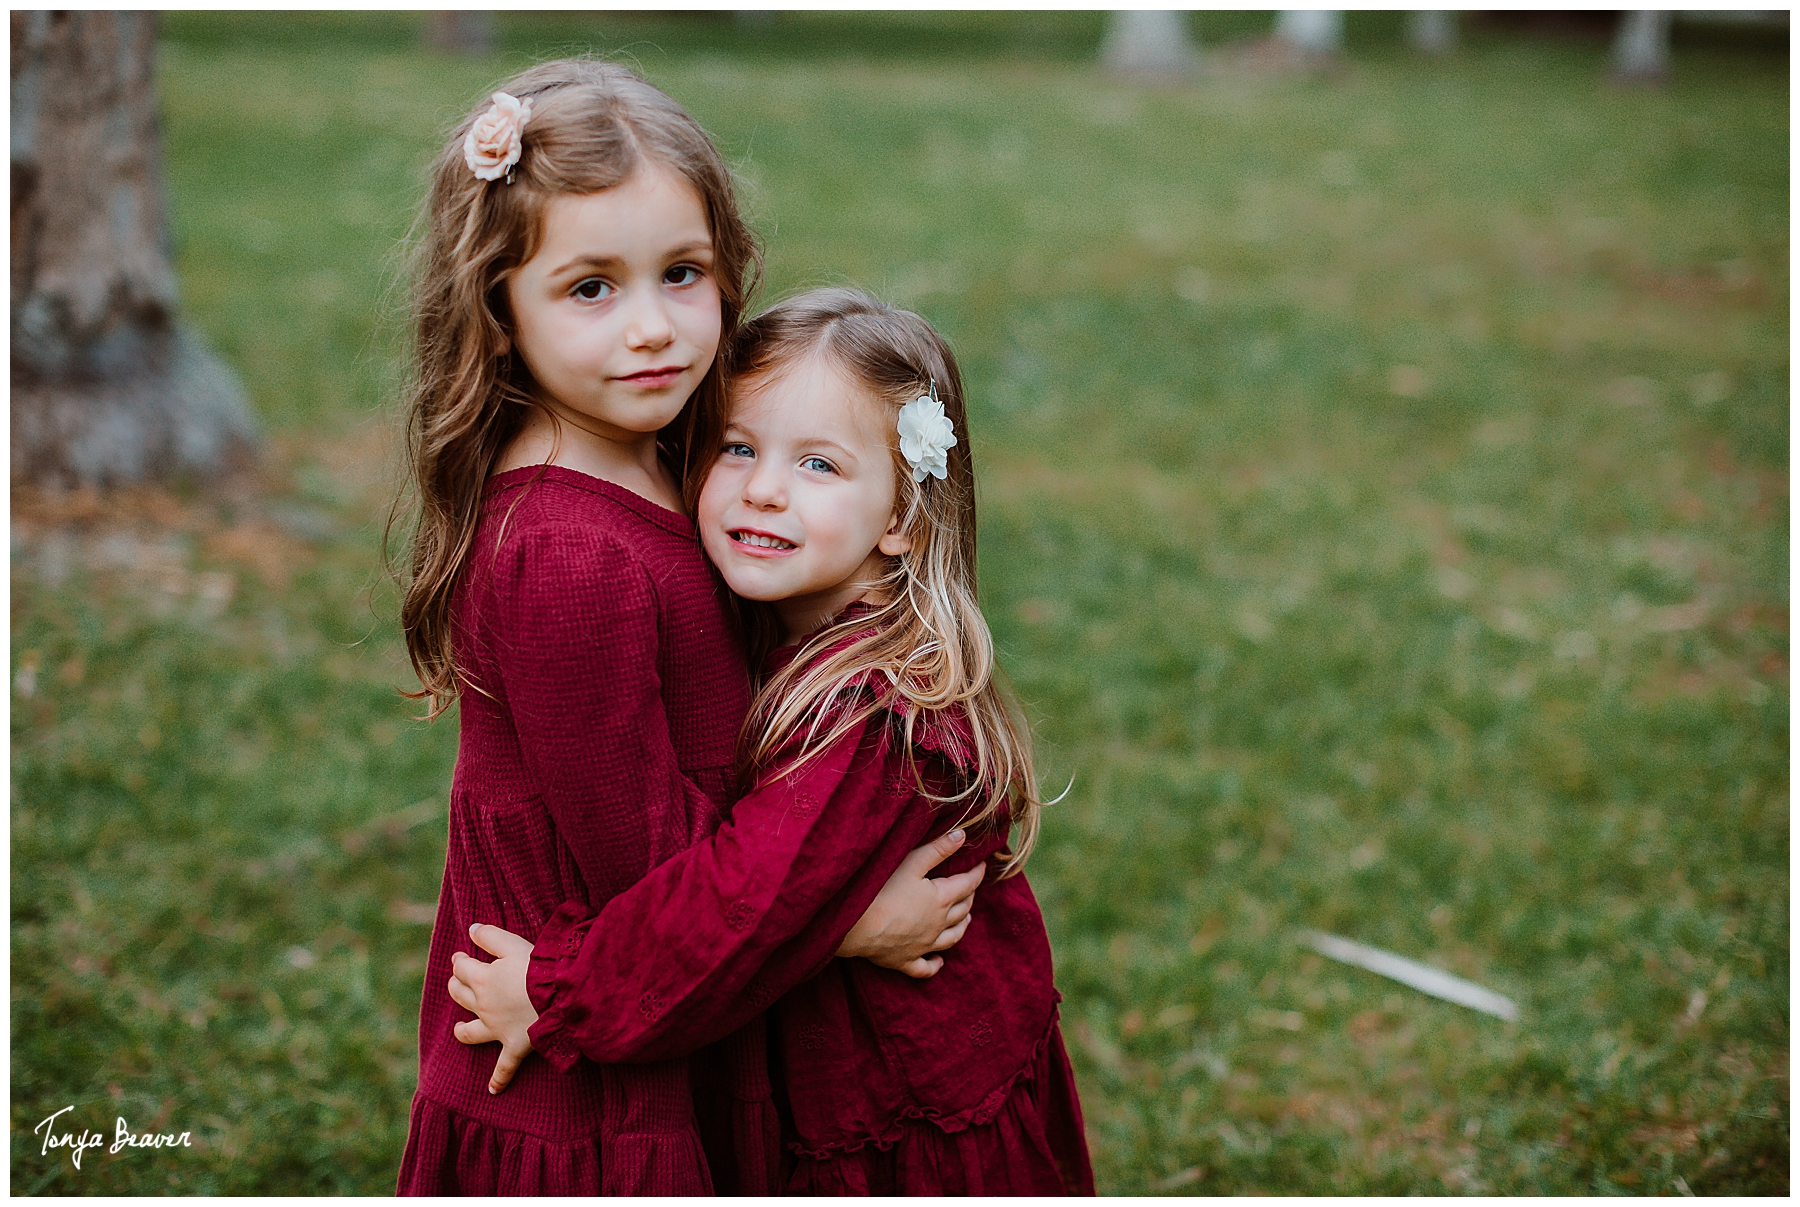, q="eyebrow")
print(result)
[802,437,858,461]
[548,241,715,278]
